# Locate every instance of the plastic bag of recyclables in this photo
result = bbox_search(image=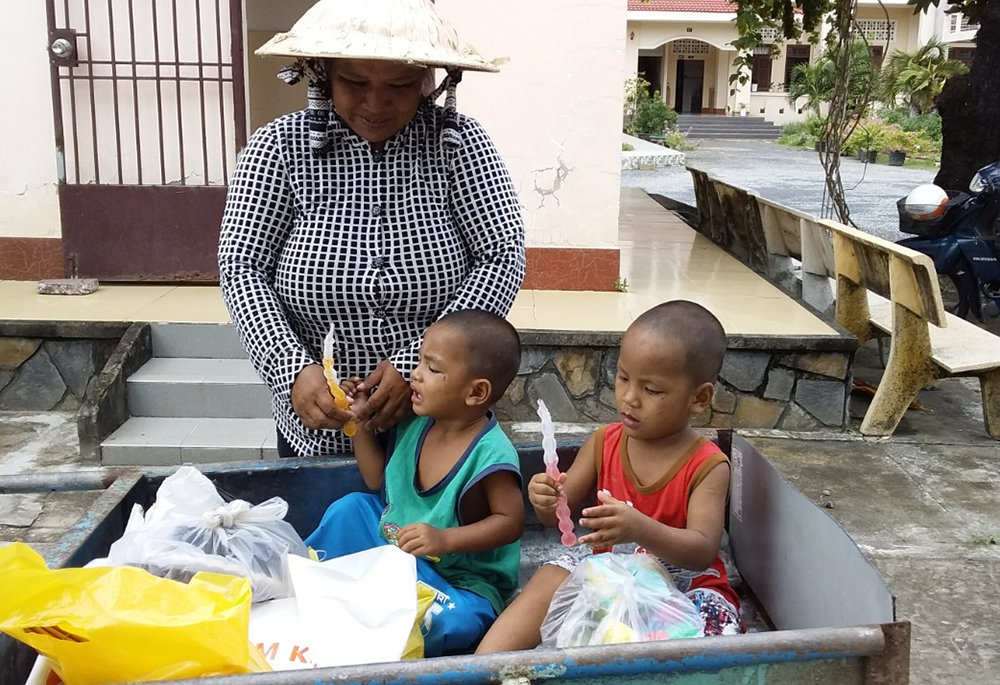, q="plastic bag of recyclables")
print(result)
[0,542,270,685]
[247,546,437,670]
[540,553,705,648]
[105,465,308,603]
